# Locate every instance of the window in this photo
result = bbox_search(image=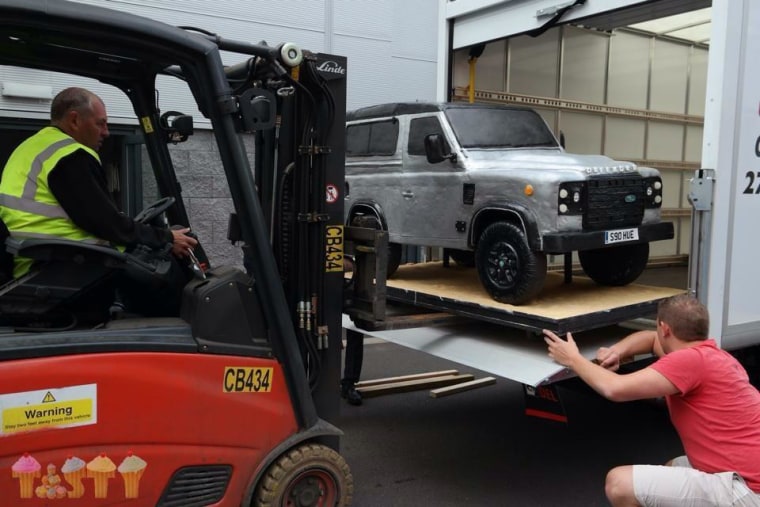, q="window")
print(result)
[408,116,449,156]
[346,120,398,156]
[445,107,557,149]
